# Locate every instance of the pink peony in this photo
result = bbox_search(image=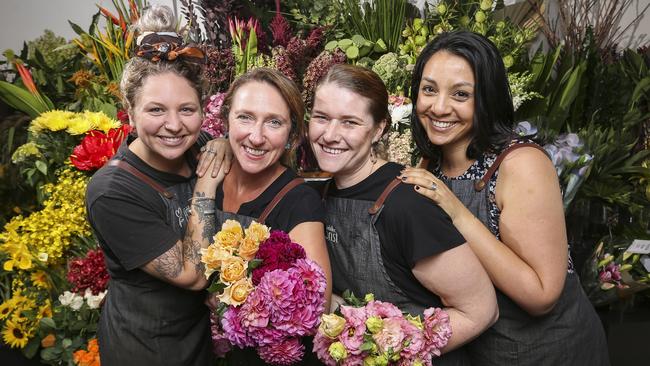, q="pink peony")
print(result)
[258,337,305,365]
